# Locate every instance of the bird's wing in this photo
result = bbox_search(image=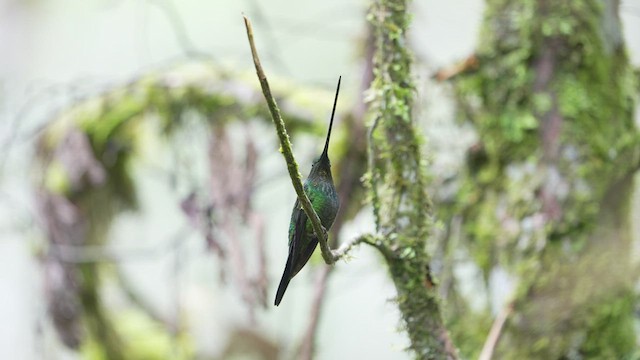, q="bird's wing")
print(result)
[291,185,312,249]
[291,203,308,262]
